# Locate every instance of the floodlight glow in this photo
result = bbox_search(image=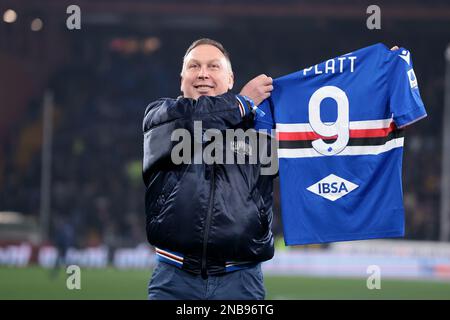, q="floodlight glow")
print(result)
[31,18,43,31]
[3,9,17,23]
